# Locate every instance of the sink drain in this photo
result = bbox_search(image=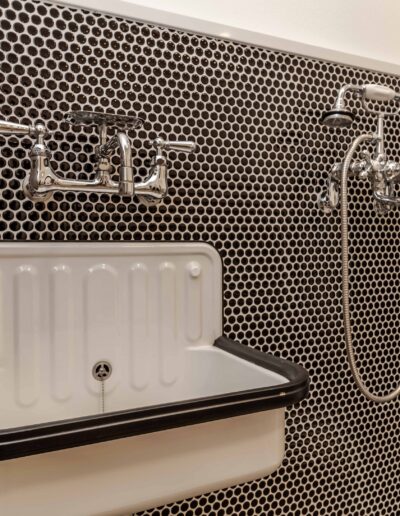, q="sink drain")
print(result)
[92,361,112,414]
[92,361,112,381]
